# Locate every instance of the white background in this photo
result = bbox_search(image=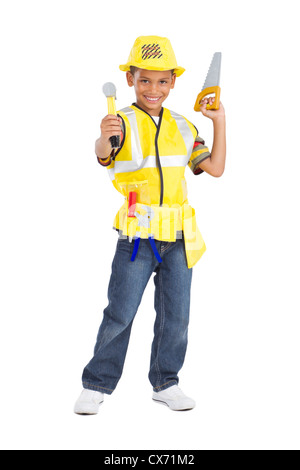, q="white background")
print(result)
[1,0,299,451]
